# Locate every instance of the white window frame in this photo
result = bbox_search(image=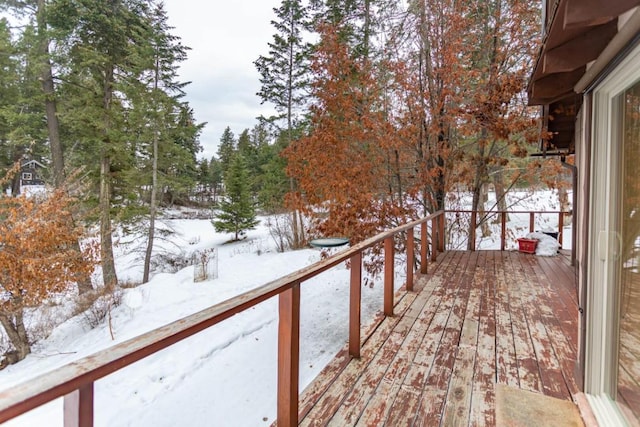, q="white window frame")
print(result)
[21,172,33,181]
[586,41,640,426]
